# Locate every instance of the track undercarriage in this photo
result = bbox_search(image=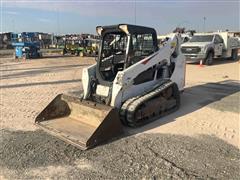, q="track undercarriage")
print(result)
[120,80,180,127]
